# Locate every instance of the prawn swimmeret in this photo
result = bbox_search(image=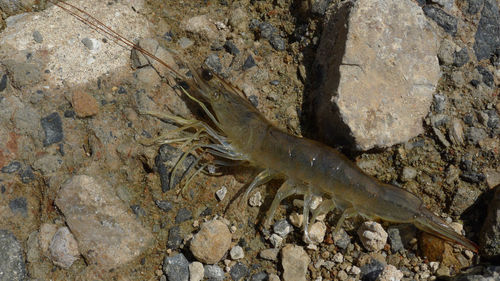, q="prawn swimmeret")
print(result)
[49,0,479,253]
